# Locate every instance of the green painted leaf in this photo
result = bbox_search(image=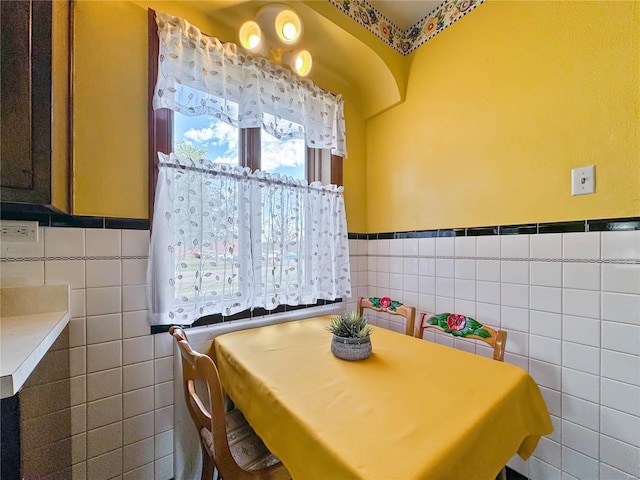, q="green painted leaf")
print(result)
[426,316,439,326]
[389,300,403,312]
[474,327,491,338]
[369,297,382,309]
[431,313,450,332]
[466,318,482,330]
